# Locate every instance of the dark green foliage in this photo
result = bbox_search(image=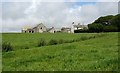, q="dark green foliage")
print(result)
[58,39,64,44]
[49,39,58,45]
[88,14,120,32]
[94,15,114,25]
[2,42,13,52]
[74,29,88,33]
[88,36,96,39]
[24,46,29,49]
[110,14,120,31]
[103,25,118,32]
[90,50,98,53]
[80,36,88,41]
[38,38,46,47]
[88,23,104,33]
